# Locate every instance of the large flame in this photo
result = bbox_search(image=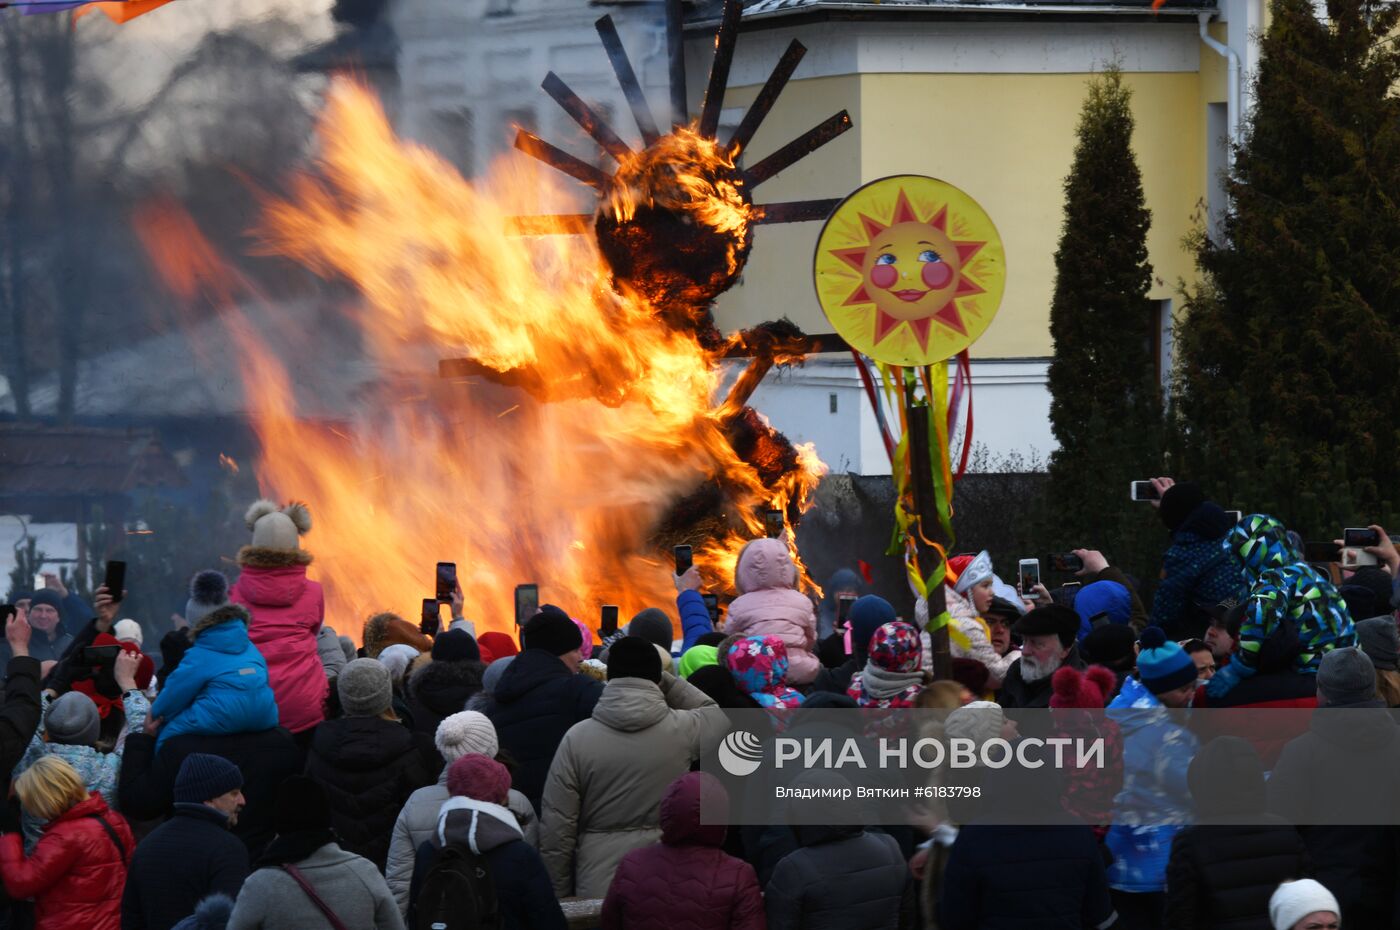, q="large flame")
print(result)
[140,80,826,640]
